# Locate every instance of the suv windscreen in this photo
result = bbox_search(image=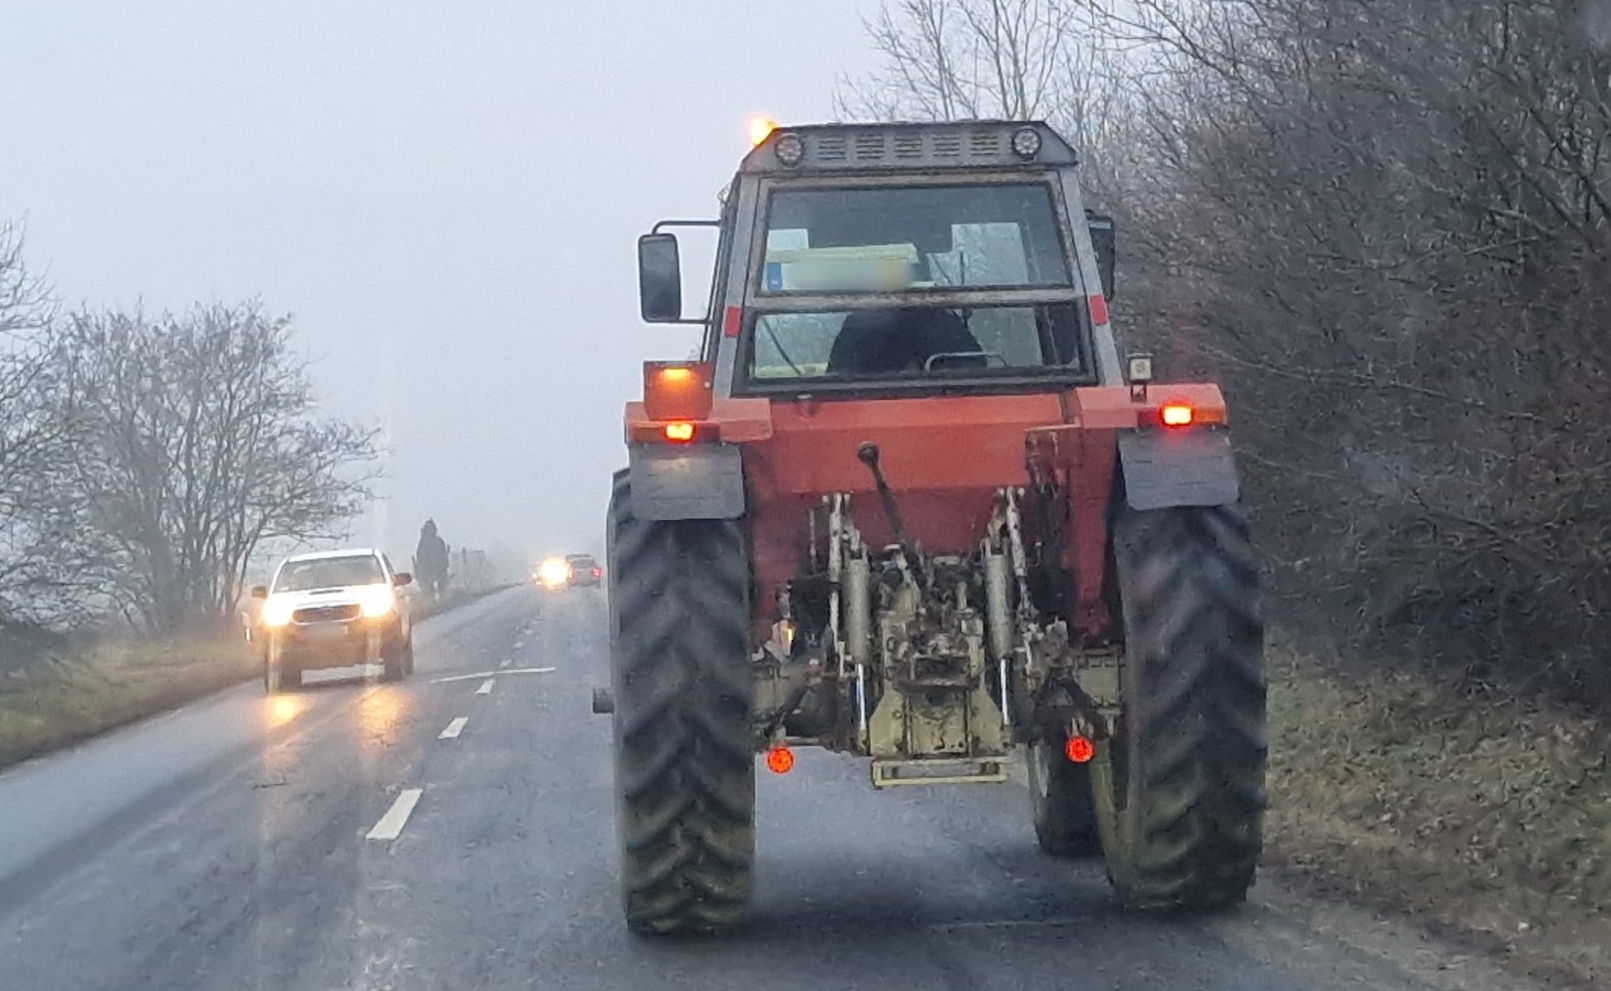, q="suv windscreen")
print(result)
[760,183,1069,293]
[274,555,386,592]
[749,303,1087,381]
